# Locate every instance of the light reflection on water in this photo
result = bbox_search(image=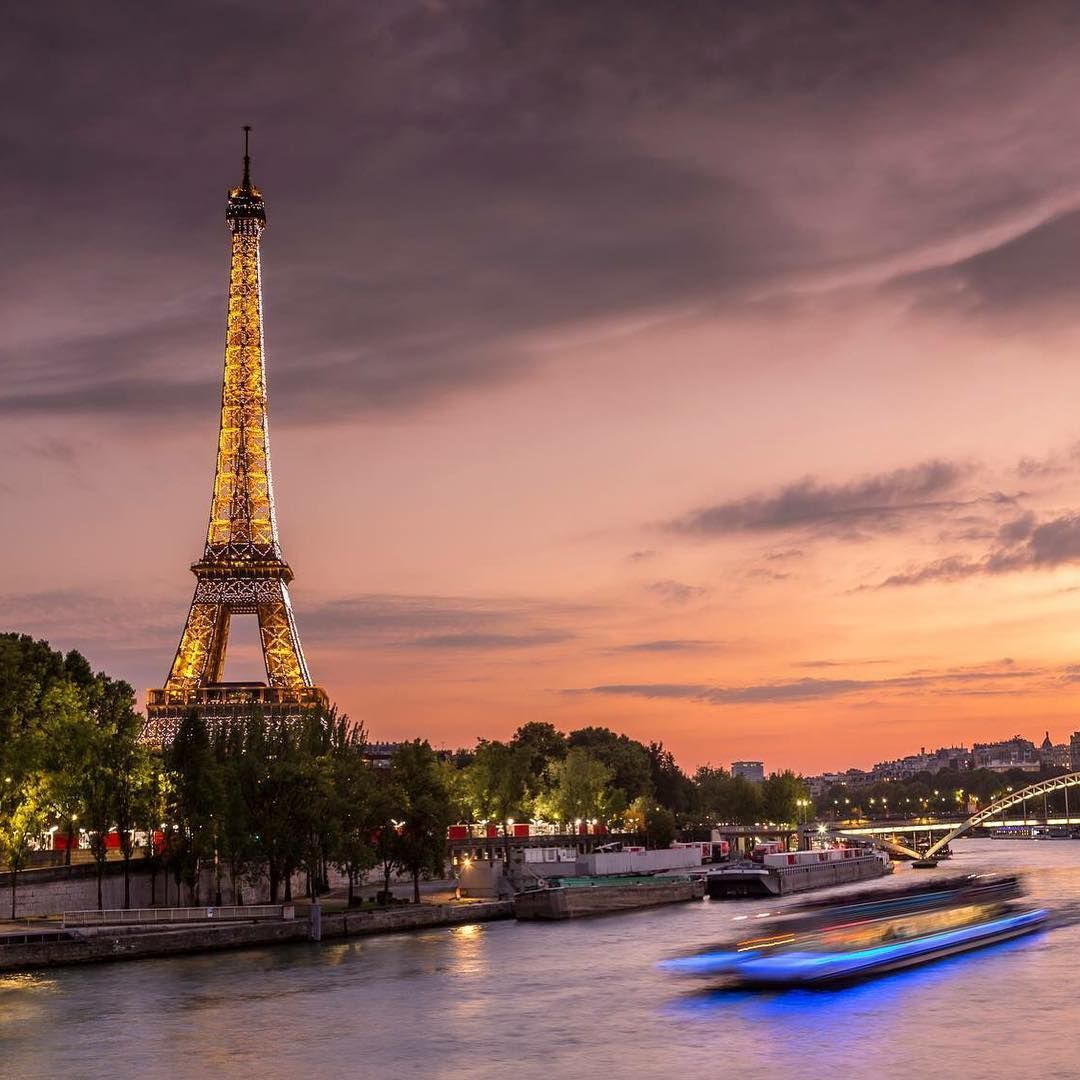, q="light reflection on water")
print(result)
[0,840,1077,1080]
